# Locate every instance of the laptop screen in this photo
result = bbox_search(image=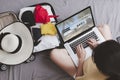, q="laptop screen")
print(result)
[56,7,94,42]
